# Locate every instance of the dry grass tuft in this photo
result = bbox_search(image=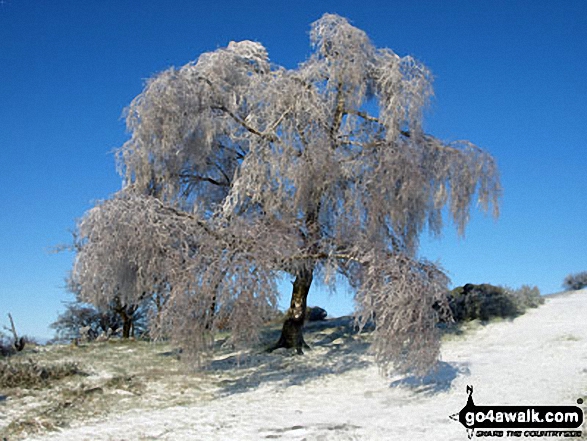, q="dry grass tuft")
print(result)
[0,358,81,389]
